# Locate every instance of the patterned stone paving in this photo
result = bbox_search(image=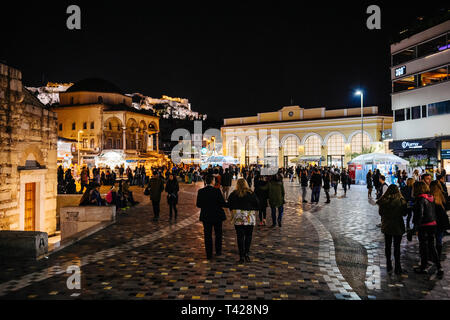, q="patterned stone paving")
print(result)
[0,180,449,300]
